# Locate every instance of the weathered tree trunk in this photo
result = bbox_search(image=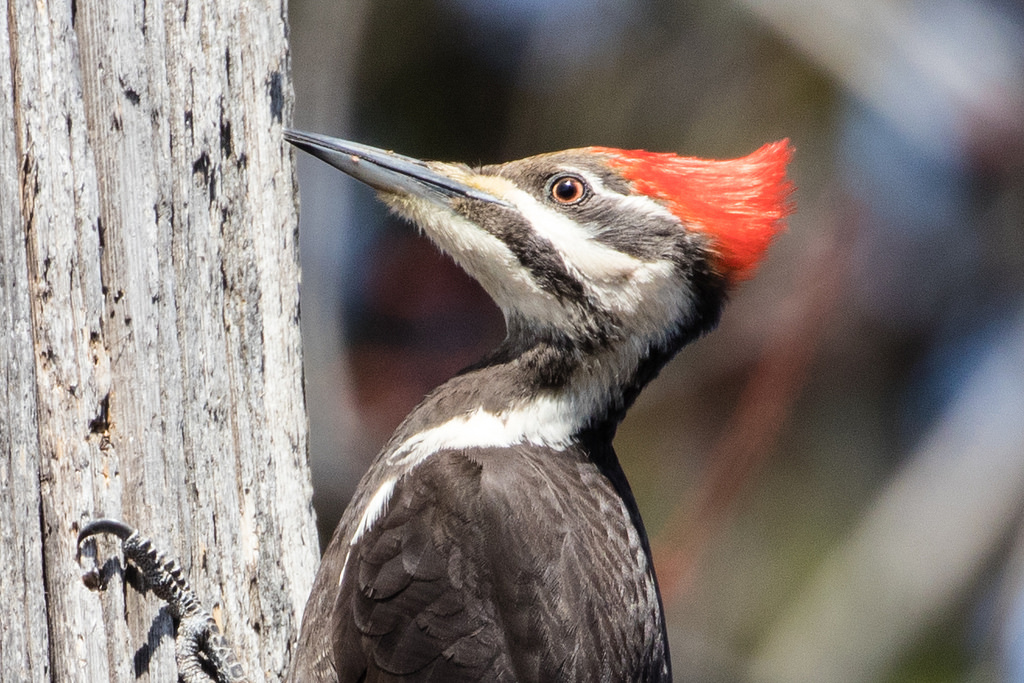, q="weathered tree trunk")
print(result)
[0,1,319,681]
